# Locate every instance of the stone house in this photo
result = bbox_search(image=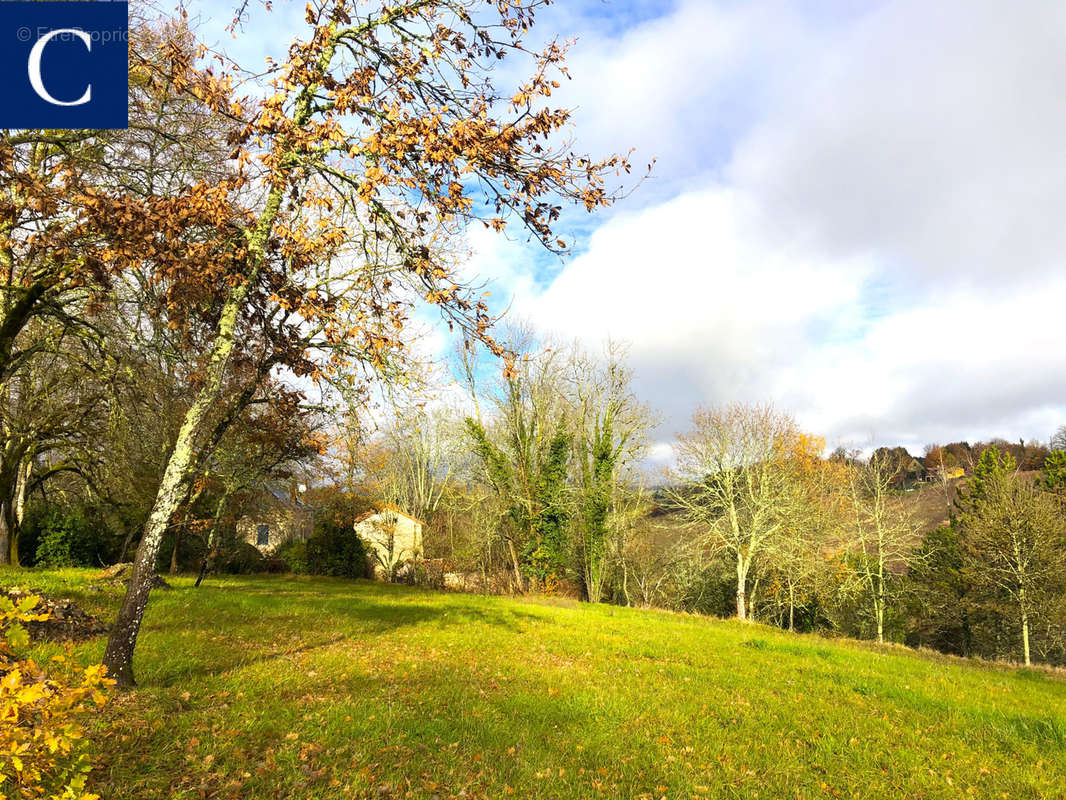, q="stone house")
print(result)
[237,489,314,555]
[354,505,424,579]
